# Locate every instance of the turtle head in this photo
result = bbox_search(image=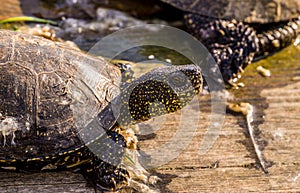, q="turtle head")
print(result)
[118,64,202,125]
